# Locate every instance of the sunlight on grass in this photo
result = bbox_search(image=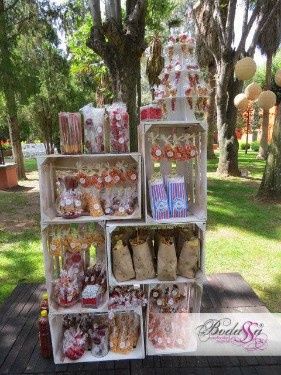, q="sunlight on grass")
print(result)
[207,152,281,312]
